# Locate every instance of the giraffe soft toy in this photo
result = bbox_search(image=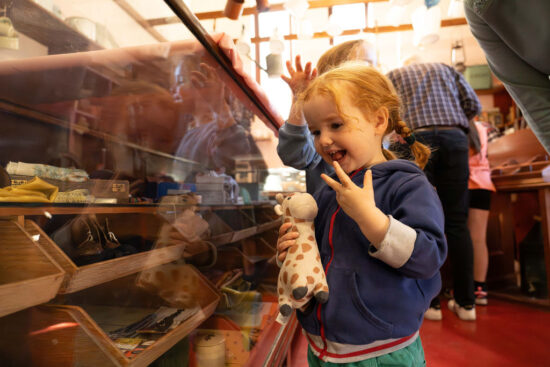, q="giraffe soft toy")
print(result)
[274,192,329,324]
